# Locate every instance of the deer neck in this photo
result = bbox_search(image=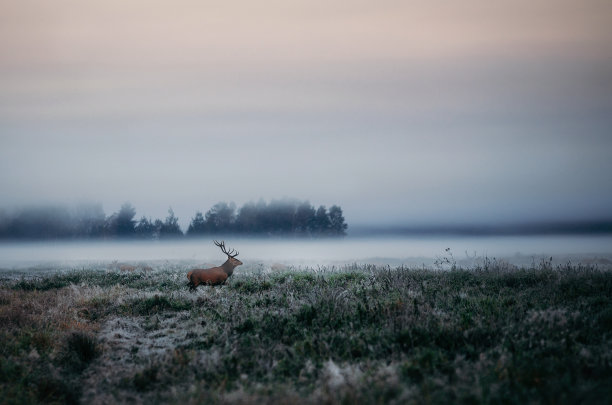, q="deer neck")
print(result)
[221,259,236,276]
